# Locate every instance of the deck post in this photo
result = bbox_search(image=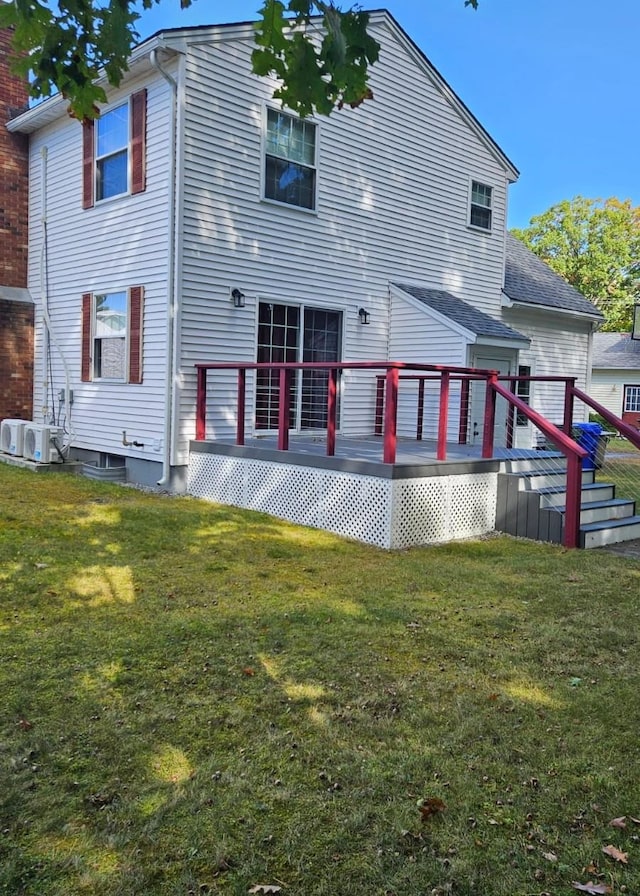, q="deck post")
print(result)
[277,368,290,451]
[236,368,246,445]
[383,367,399,464]
[327,367,337,456]
[563,452,582,548]
[481,373,497,459]
[563,379,576,435]
[196,367,207,440]
[459,377,470,444]
[437,371,449,461]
